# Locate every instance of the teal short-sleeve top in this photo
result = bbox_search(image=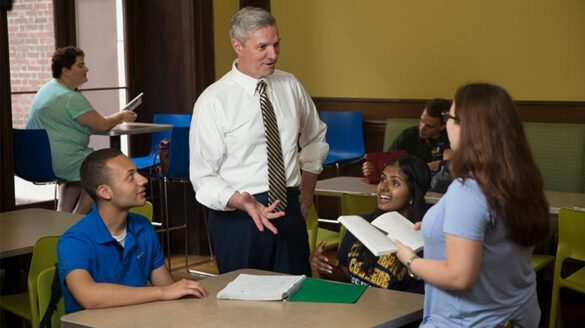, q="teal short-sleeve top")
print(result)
[25,79,95,181]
